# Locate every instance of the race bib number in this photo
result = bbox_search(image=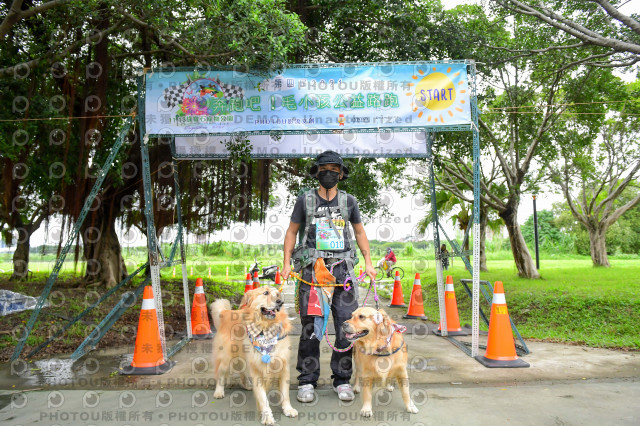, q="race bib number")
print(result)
[316,217,345,251]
